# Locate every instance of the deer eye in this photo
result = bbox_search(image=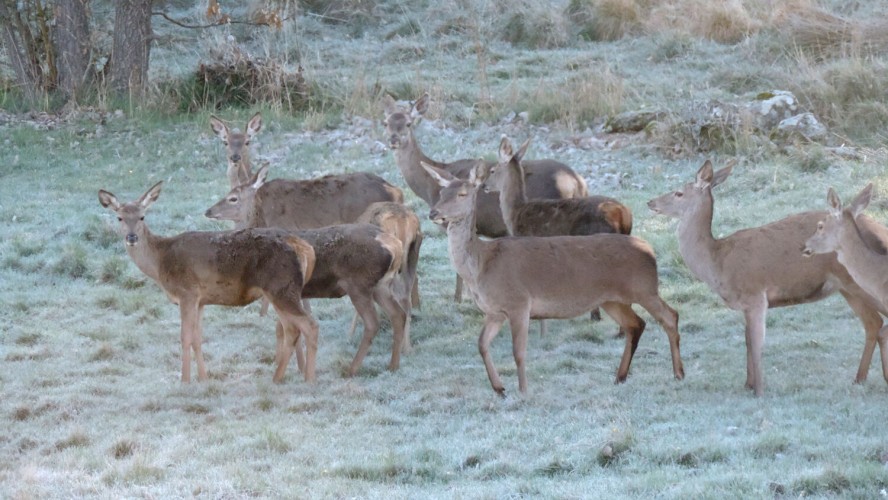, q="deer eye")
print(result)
[228,196,239,203]
[139,216,144,221]
[222,141,228,146]
[674,191,684,198]
[117,217,122,221]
